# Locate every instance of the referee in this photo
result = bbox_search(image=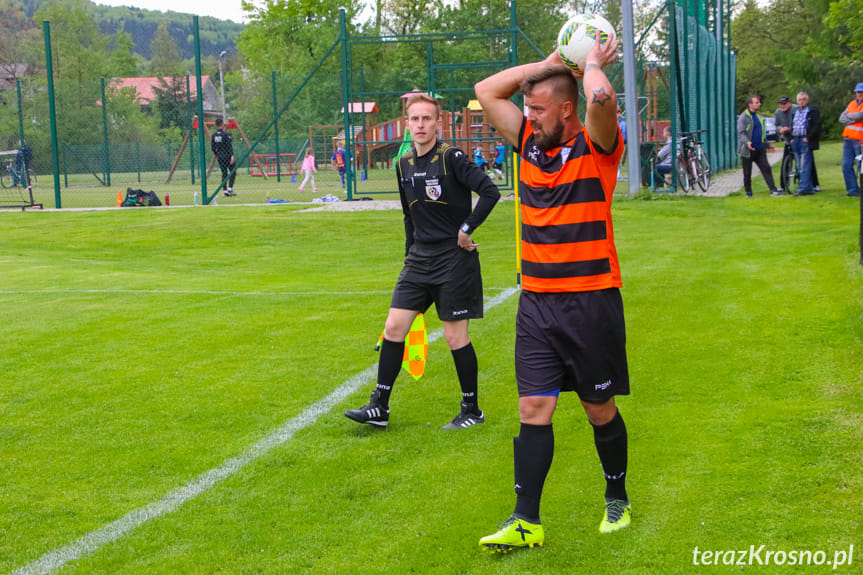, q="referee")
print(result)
[345,93,500,430]
[211,117,236,197]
